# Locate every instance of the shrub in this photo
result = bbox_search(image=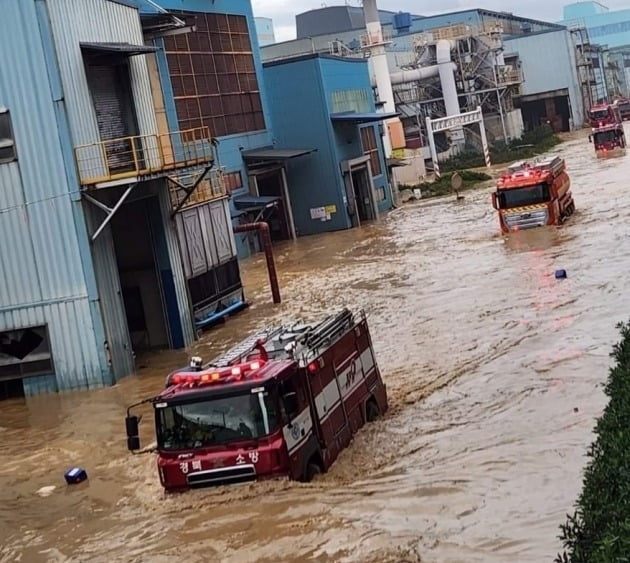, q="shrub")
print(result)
[556,320,630,562]
[400,170,492,198]
[440,125,561,173]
